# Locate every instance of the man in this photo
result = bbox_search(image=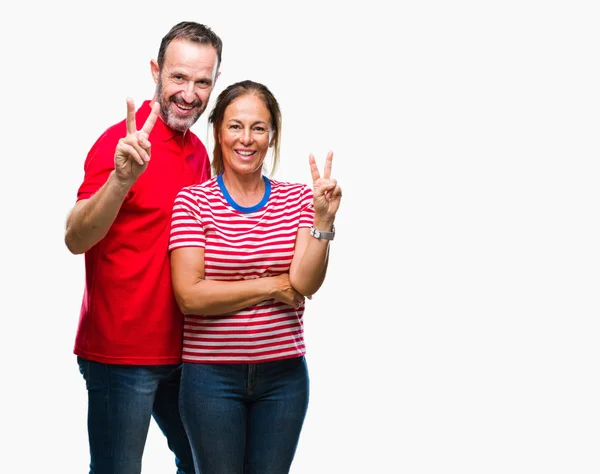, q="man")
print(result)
[64,21,222,474]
